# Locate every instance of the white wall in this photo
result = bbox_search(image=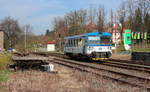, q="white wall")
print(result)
[47,44,55,51]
